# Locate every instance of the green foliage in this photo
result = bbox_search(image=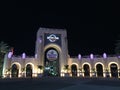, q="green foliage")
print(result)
[0,41,10,77]
[37,65,44,70]
[105,68,109,72]
[79,68,82,71]
[64,65,70,73]
[92,68,95,72]
[21,67,25,72]
[64,65,69,70]
[0,41,9,55]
